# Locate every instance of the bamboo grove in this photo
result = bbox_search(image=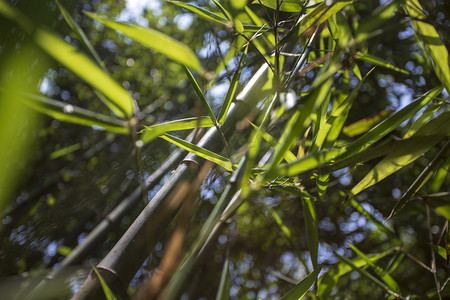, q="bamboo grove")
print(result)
[0,0,449,299]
